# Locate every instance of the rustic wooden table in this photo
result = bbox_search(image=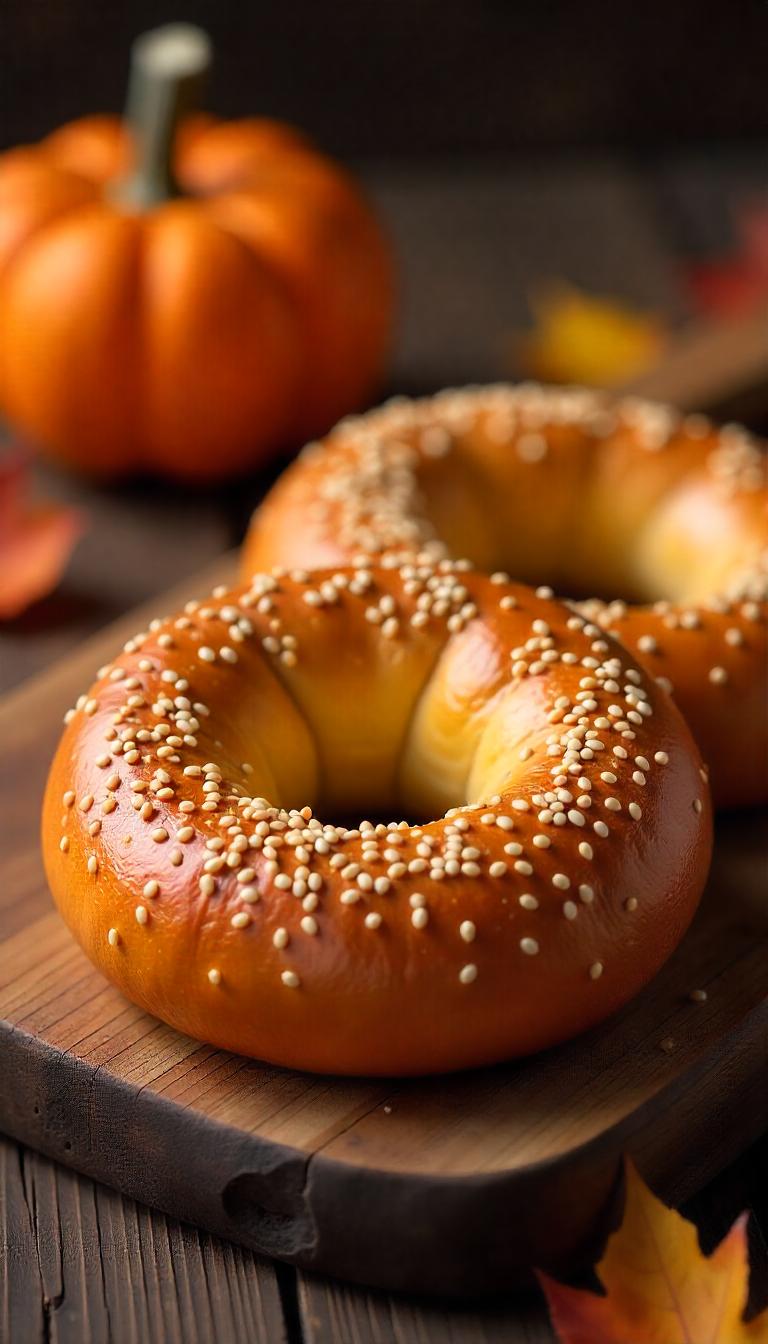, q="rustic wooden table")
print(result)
[1,154,767,1342]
